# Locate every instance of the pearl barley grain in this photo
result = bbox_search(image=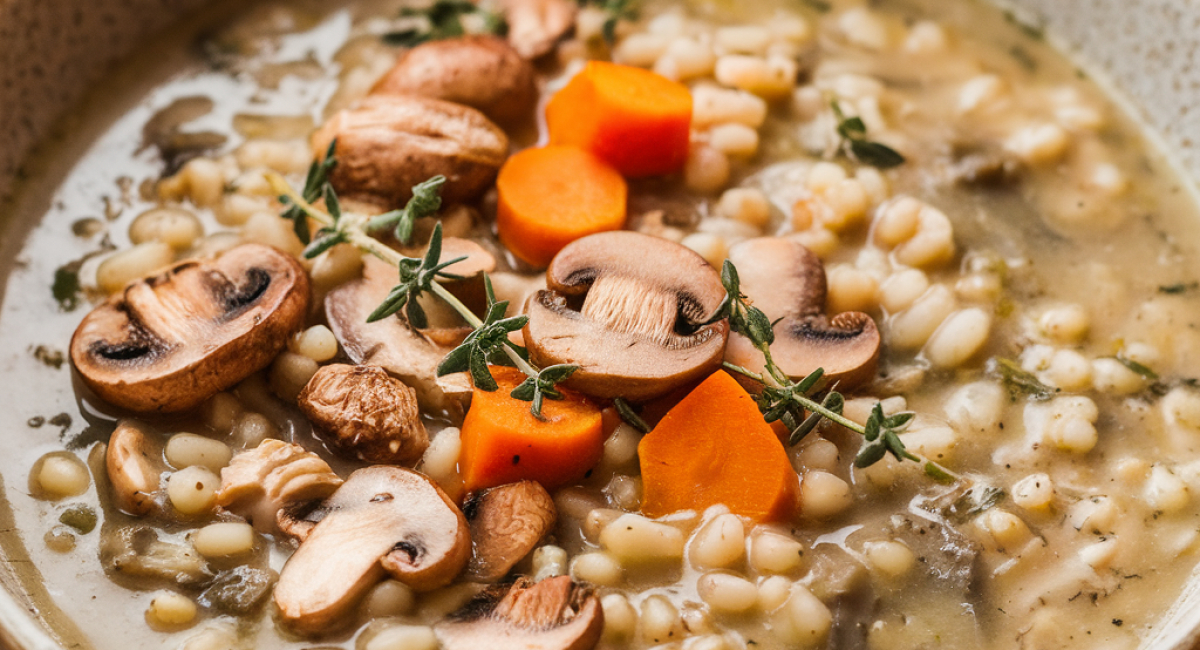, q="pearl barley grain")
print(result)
[698,573,758,613]
[688,513,746,569]
[192,522,255,558]
[34,453,90,498]
[166,434,232,473]
[146,591,197,628]
[167,466,220,516]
